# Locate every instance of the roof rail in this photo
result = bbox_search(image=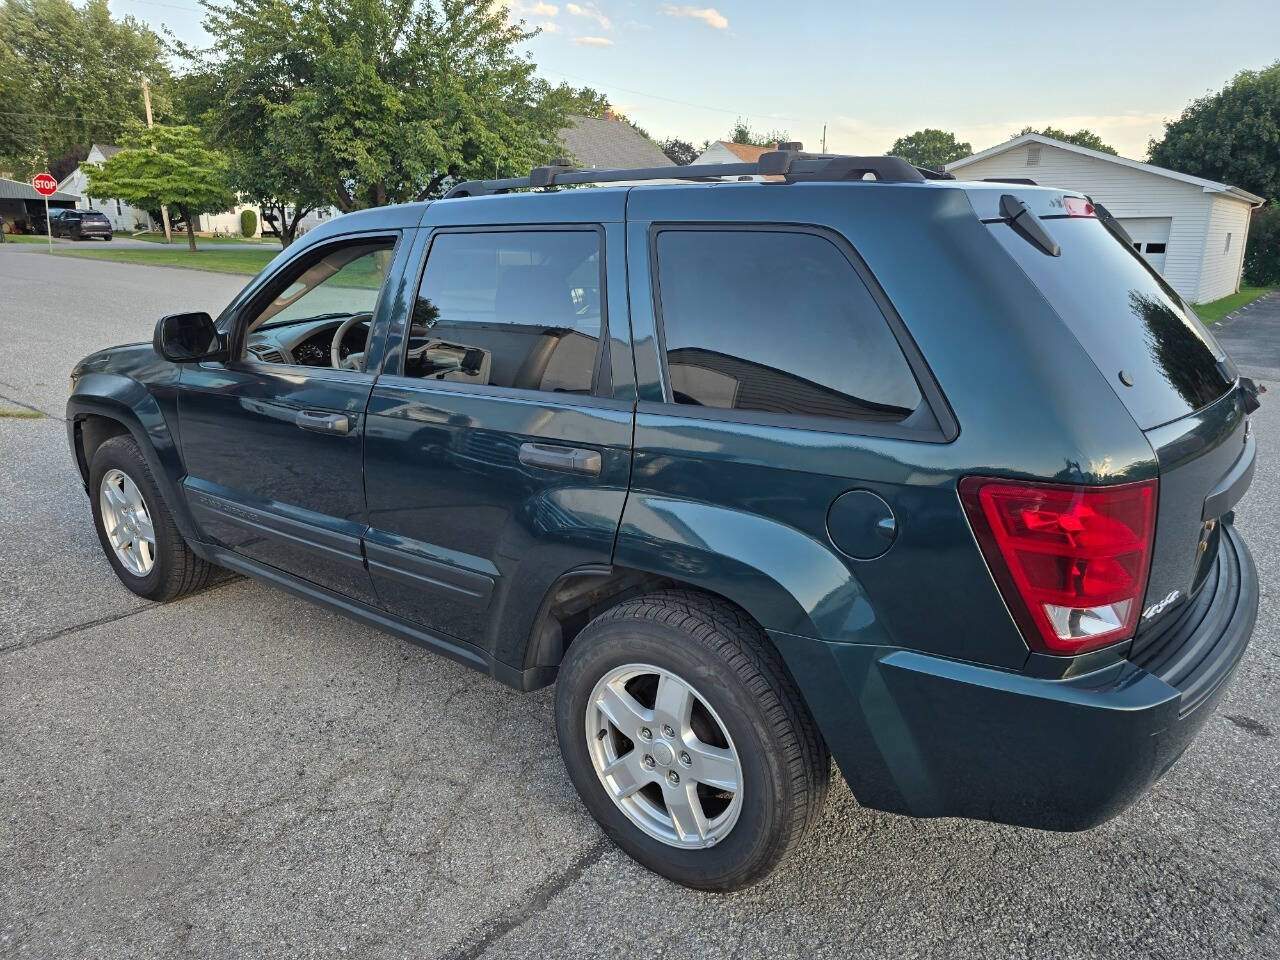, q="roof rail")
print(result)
[443,148,927,199]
